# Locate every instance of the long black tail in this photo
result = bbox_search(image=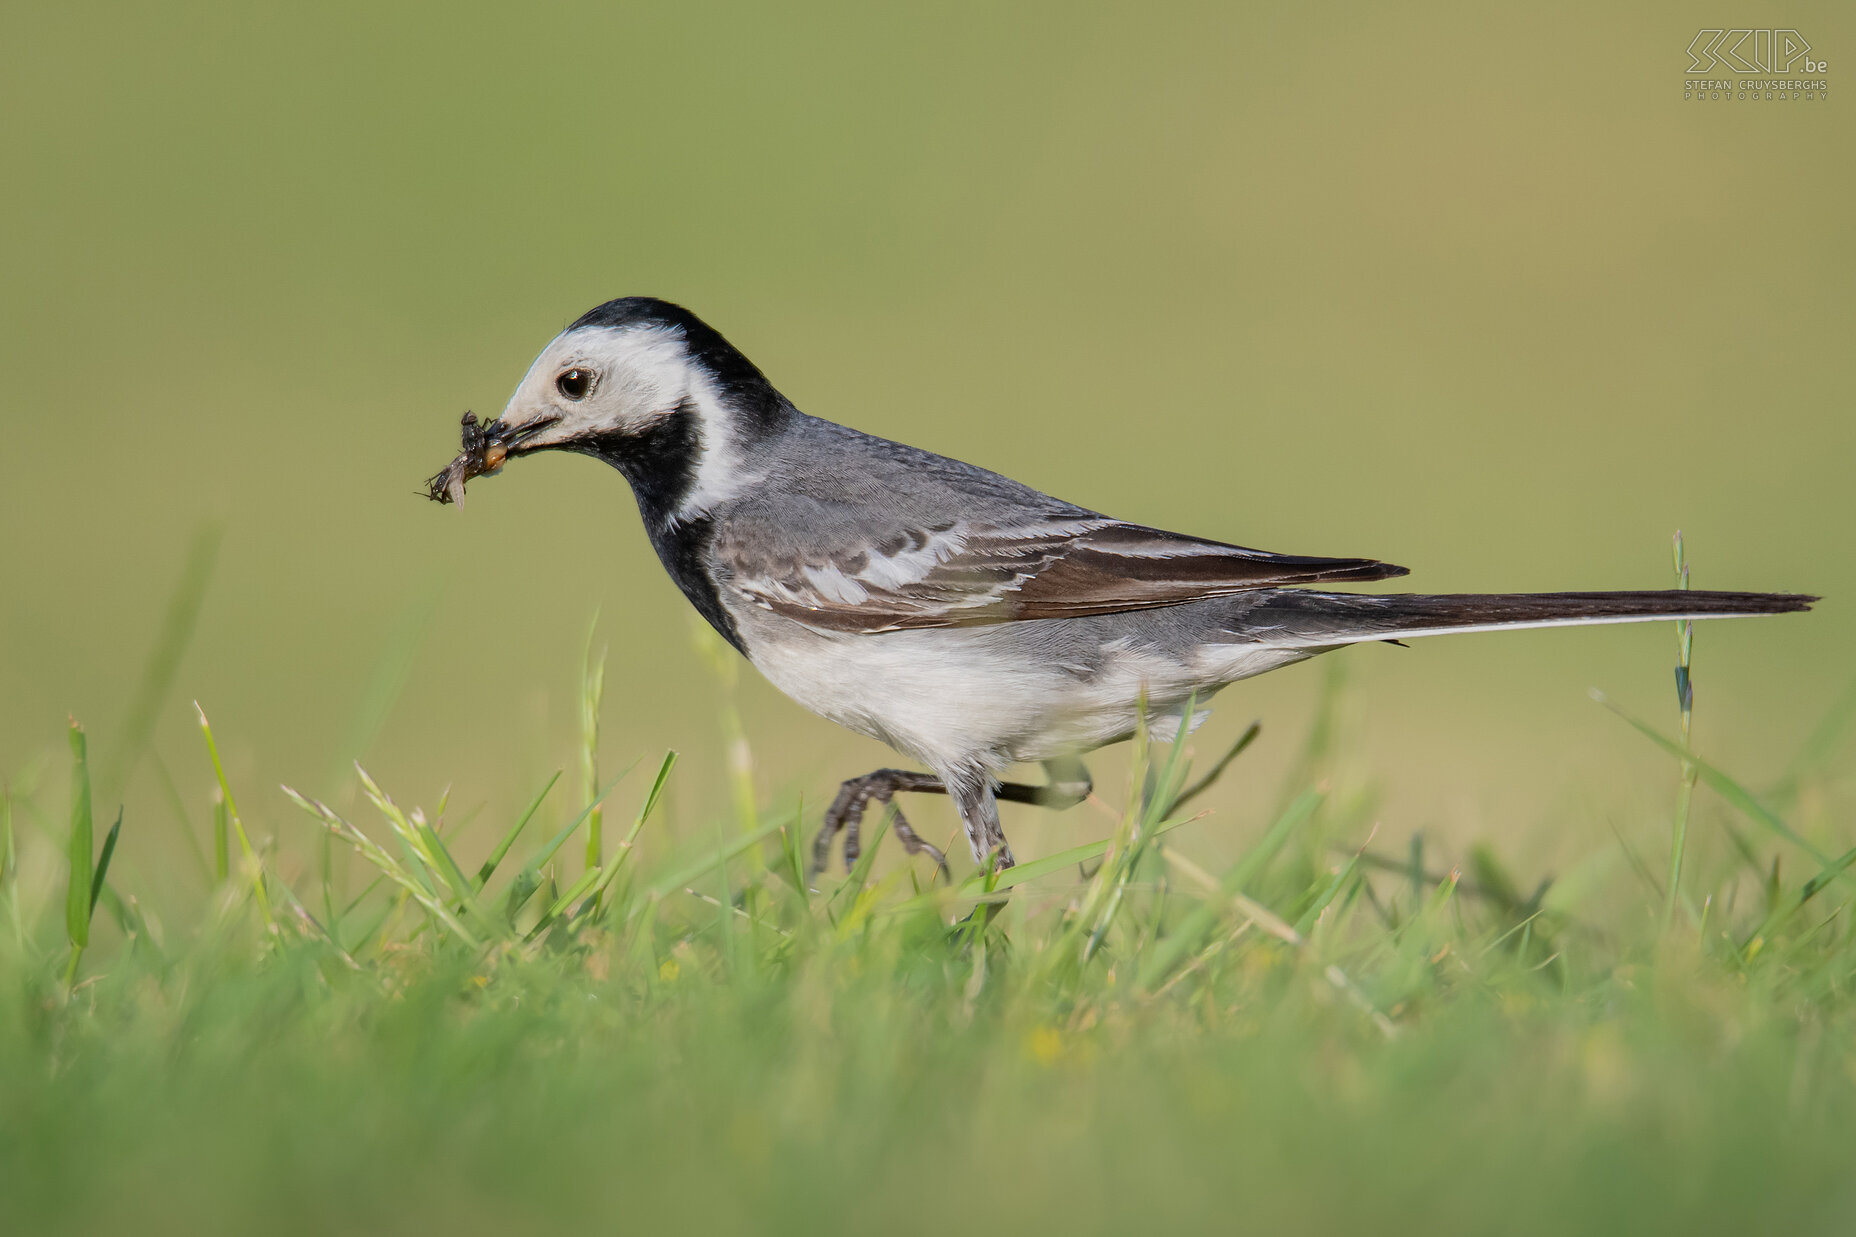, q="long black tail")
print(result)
[1250,589,1816,648]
